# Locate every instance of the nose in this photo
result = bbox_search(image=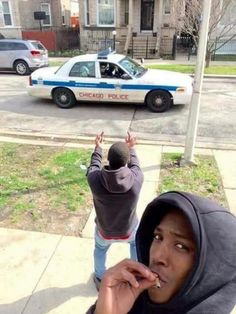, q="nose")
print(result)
[151,242,169,267]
